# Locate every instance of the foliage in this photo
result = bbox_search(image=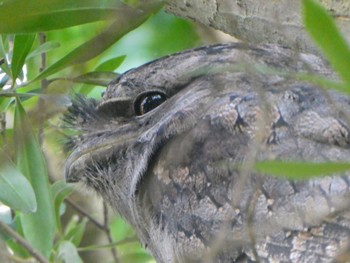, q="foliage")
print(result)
[0,0,199,262]
[0,0,349,262]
